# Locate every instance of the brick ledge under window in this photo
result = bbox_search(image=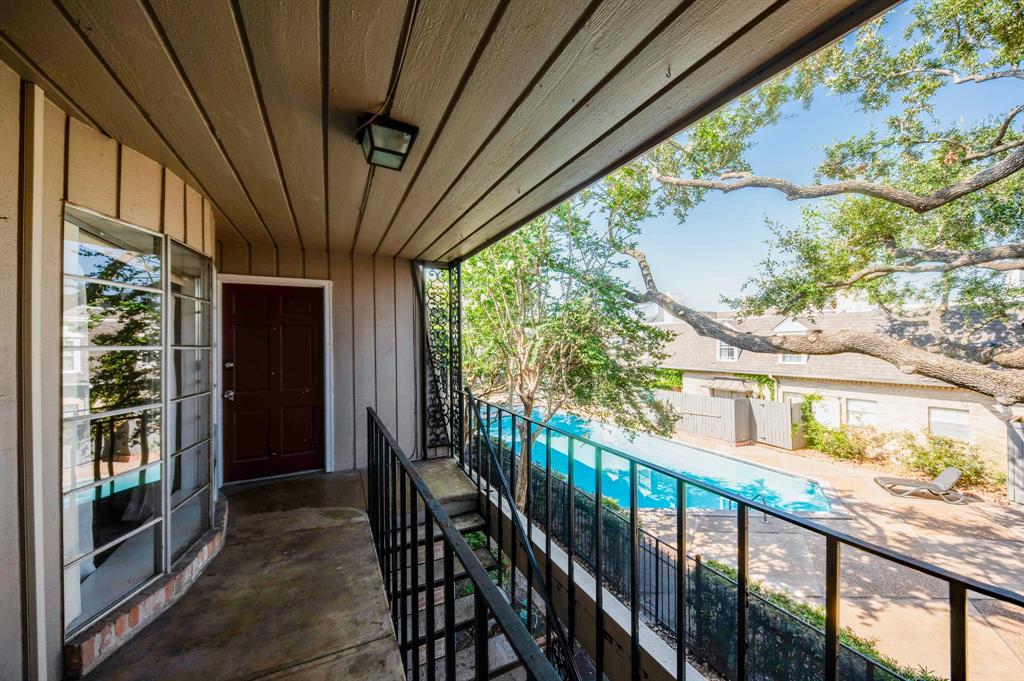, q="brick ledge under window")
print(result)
[64,500,229,679]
